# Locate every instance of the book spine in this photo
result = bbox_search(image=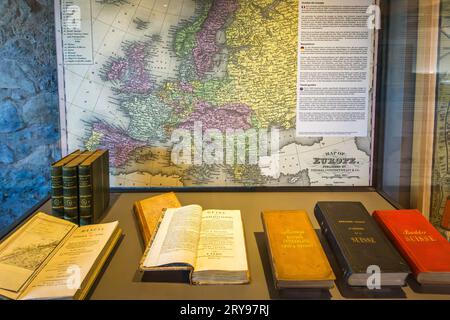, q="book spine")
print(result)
[133,202,150,245]
[314,205,353,280]
[261,214,280,289]
[63,166,79,225]
[79,165,93,226]
[51,165,64,217]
